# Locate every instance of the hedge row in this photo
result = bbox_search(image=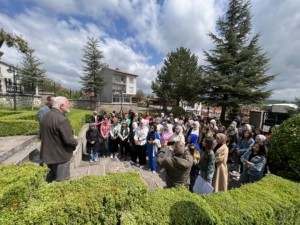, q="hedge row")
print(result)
[0,163,299,225]
[0,167,148,225]
[0,111,22,118]
[0,120,39,136]
[0,164,48,216]
[0,111,38,121]
[0,109,91,136]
